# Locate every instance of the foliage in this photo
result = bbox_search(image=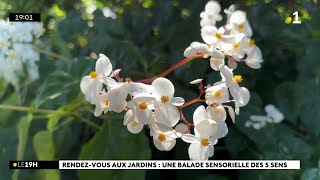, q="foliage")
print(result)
[0,0,319,179]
